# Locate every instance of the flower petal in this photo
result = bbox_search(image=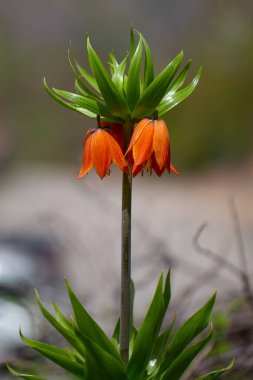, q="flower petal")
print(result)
[107,133,129,174]
[168,163,180,175]
[132,120,154,165]
[125,118,150,155]
[153,119,169,169]
[90,129,112,179]
[152,154,165,177]
[78,133,93,179]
